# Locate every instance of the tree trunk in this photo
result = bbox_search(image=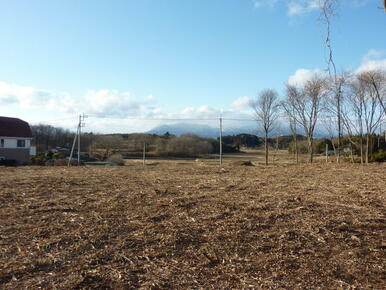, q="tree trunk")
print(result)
[264,133,268,166]
[337,94,341,163]
[360,135,364,164]
[293,133,298,164]
[365,134,370,164]
[308,137,314,163]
